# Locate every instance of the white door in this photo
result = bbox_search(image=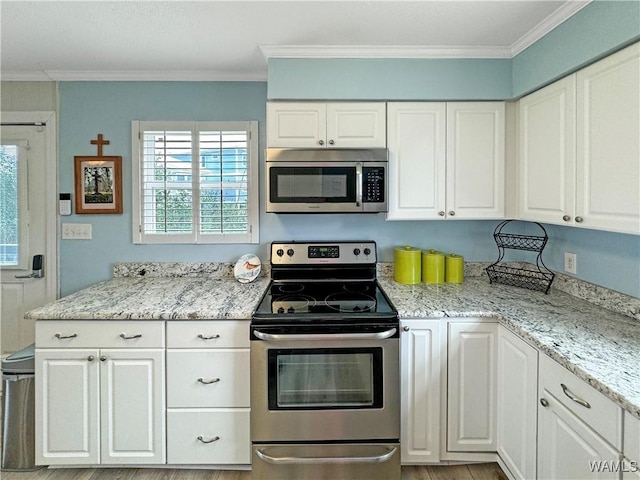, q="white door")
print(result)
[0,112,57,354]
